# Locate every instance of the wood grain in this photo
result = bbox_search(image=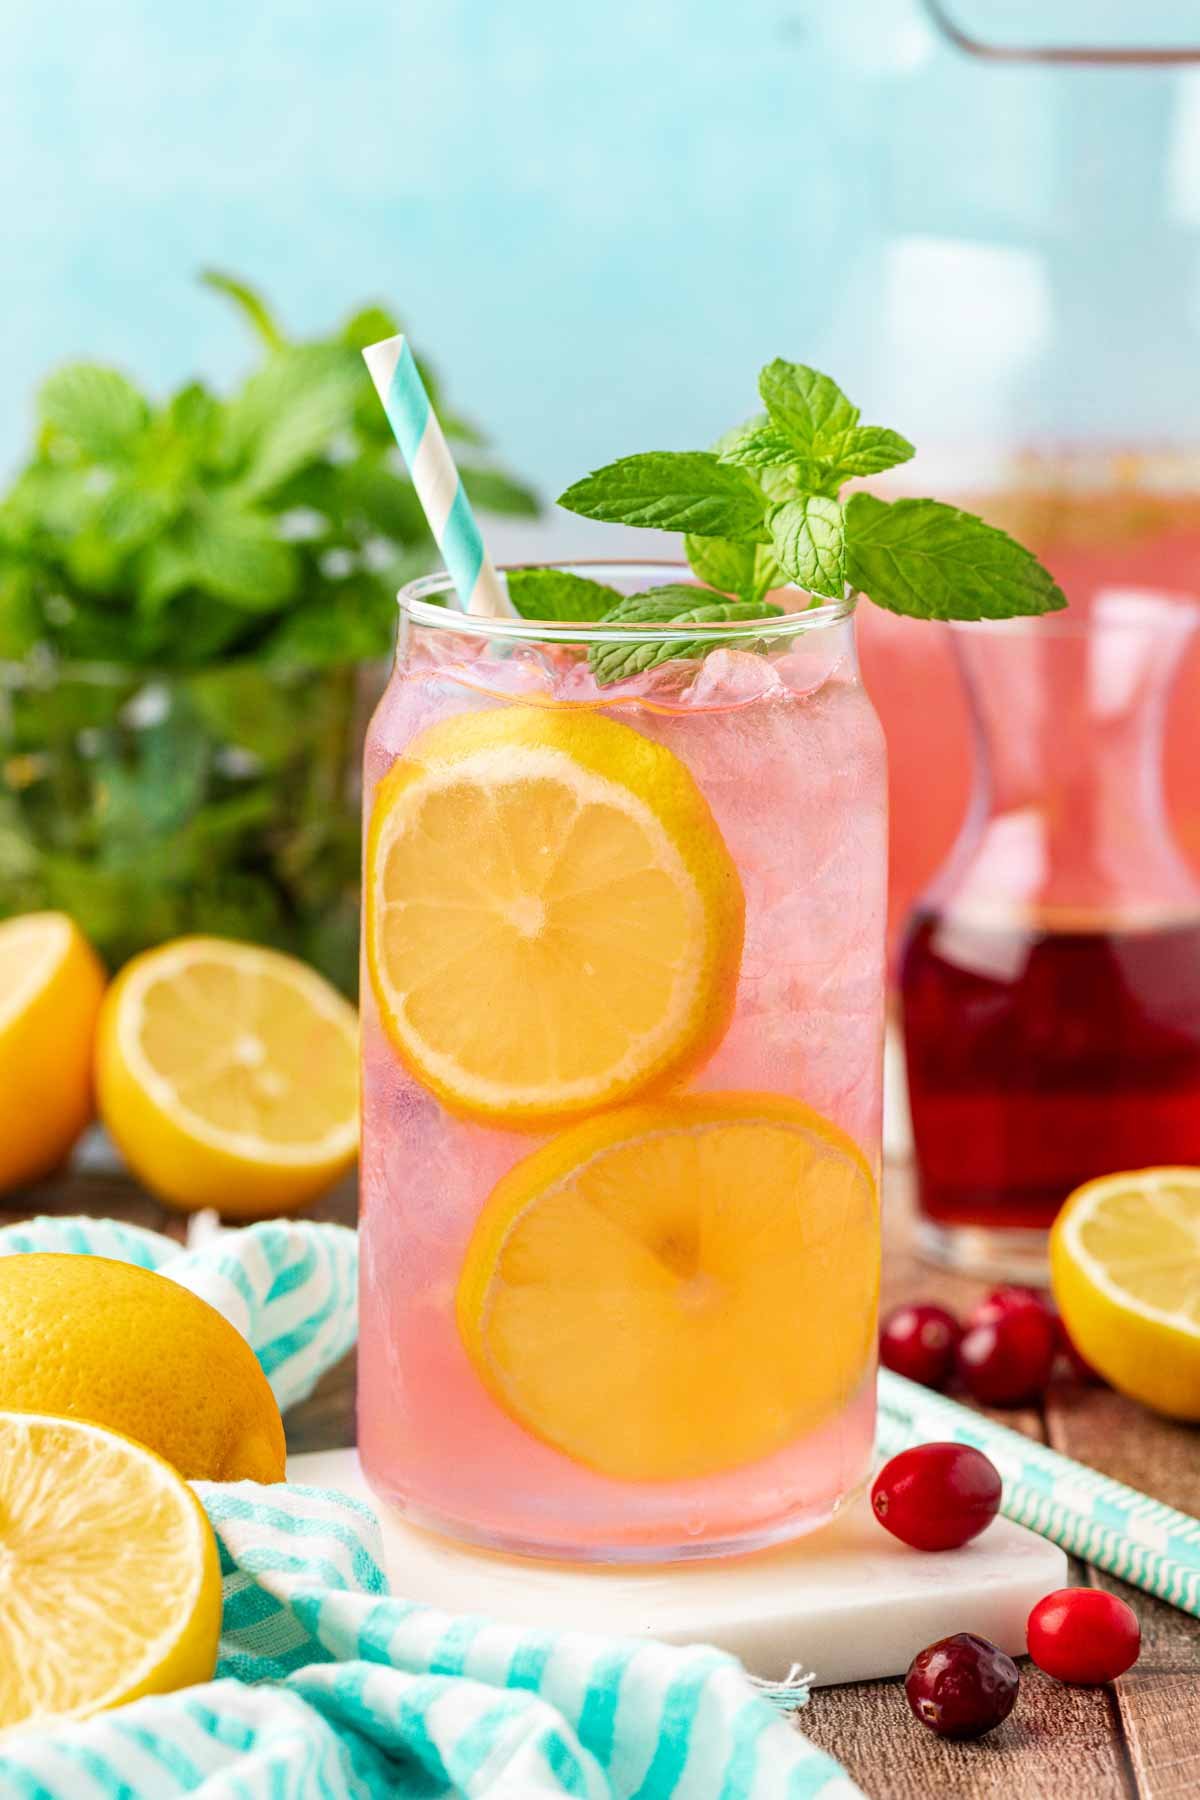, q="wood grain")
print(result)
[9,1154,1199,1799]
